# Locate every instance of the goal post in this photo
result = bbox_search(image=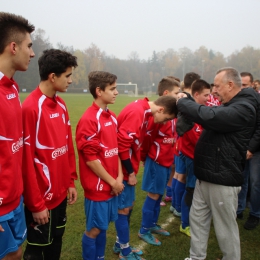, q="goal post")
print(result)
[116,82,138,97]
